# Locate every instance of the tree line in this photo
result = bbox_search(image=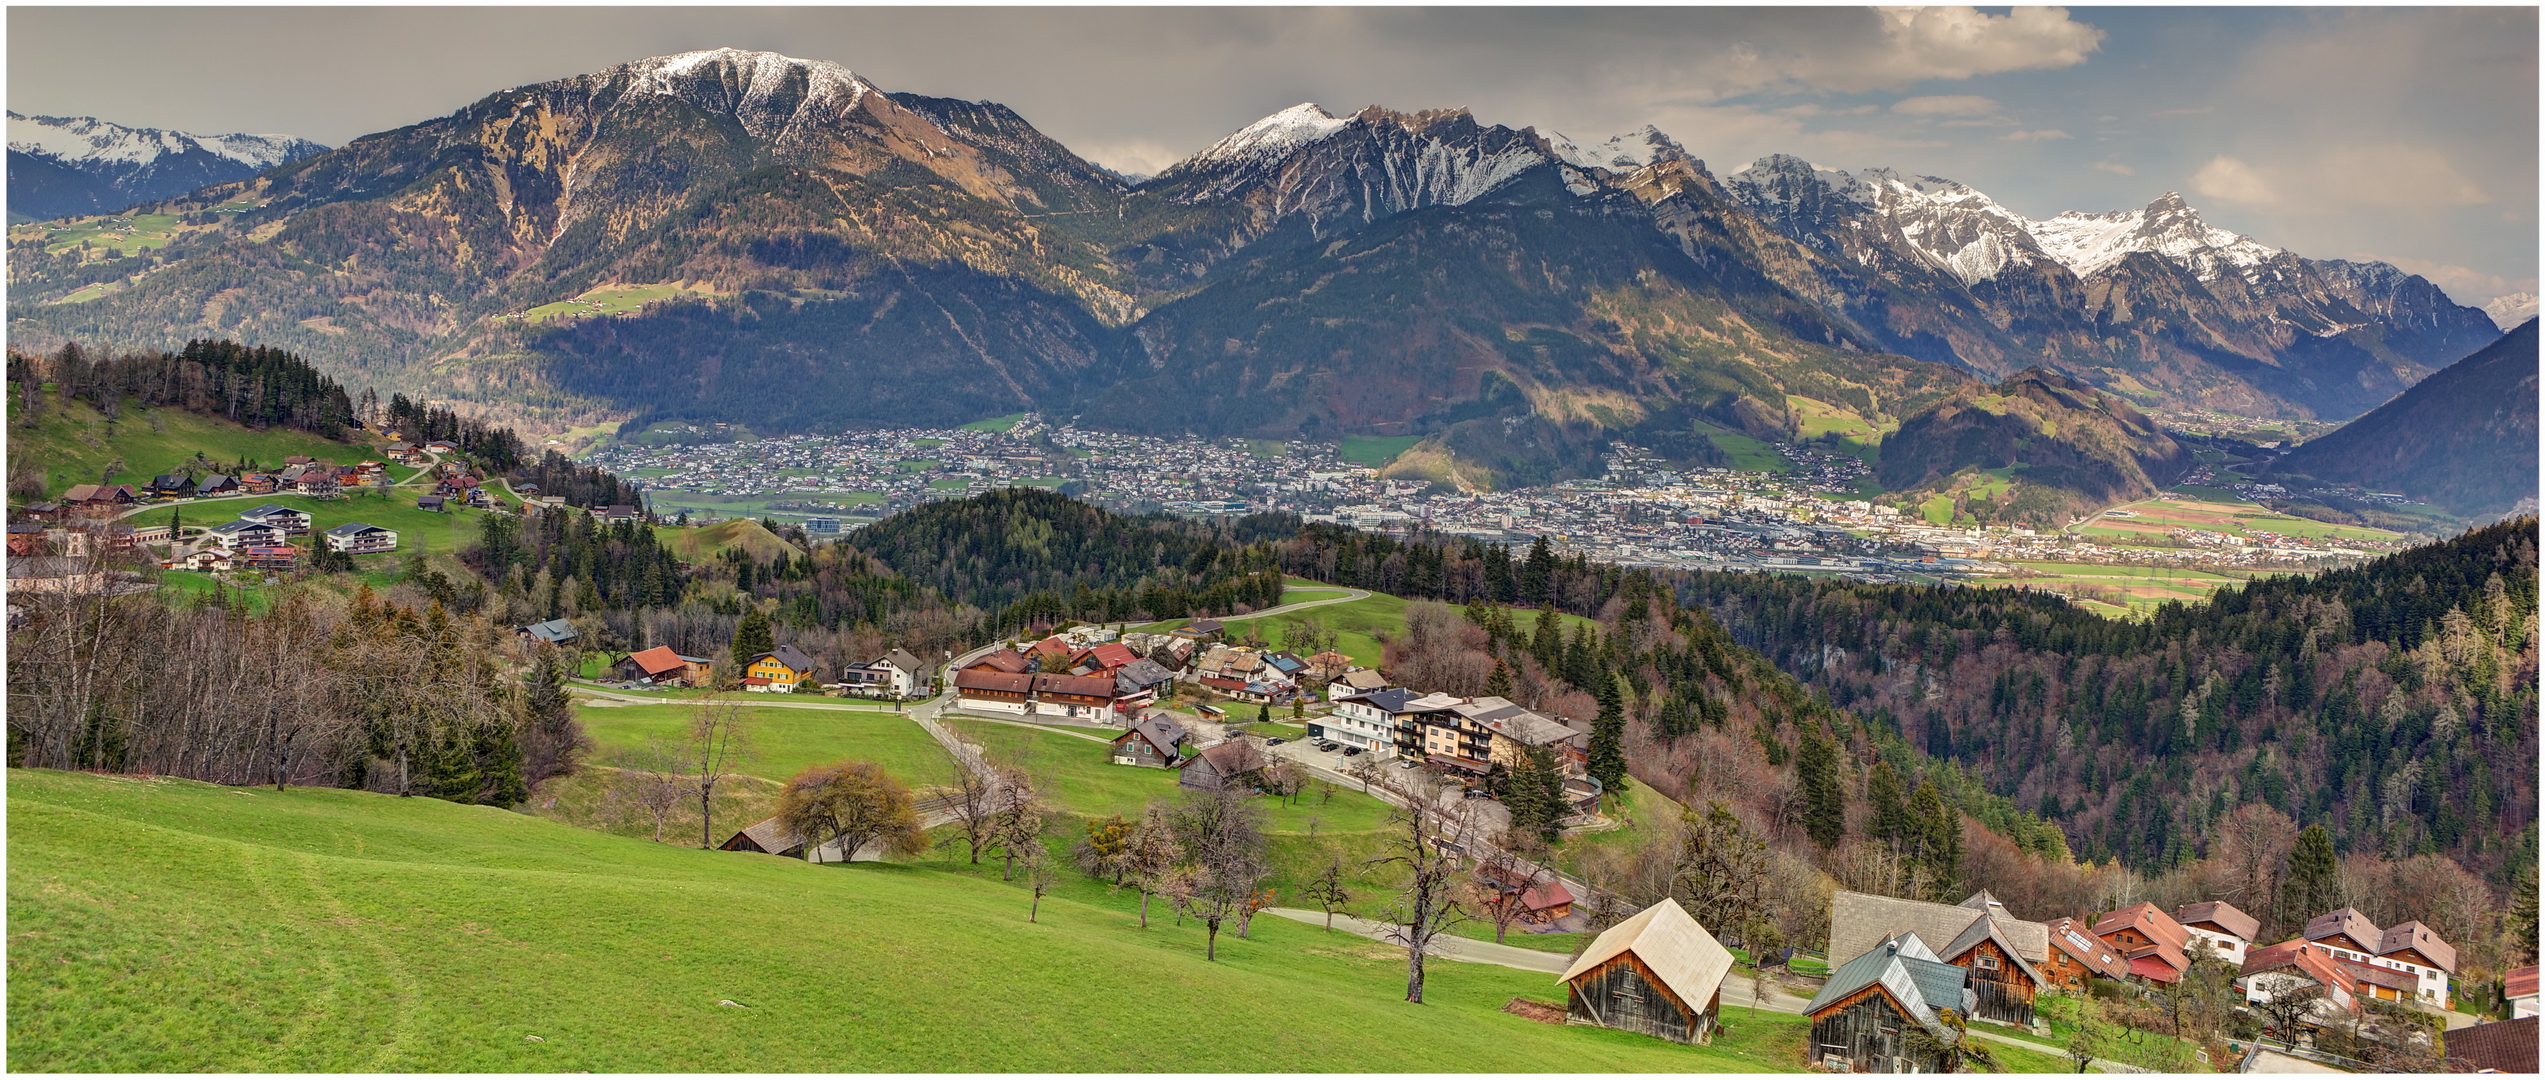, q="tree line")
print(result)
[9,339,357,437]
